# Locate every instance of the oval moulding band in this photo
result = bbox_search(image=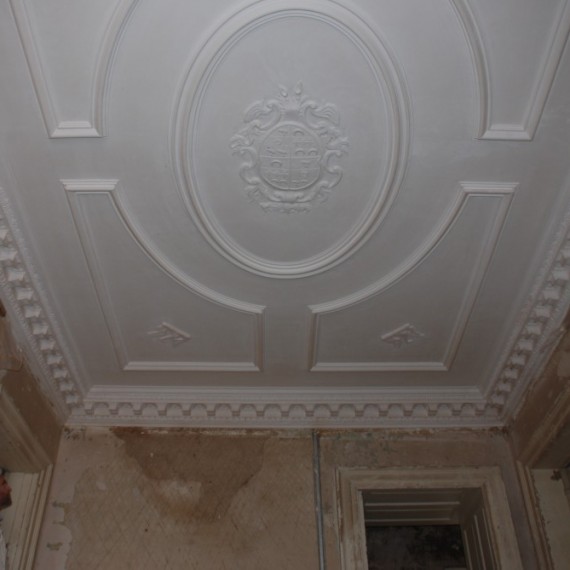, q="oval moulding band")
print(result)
[173,0,409,278]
